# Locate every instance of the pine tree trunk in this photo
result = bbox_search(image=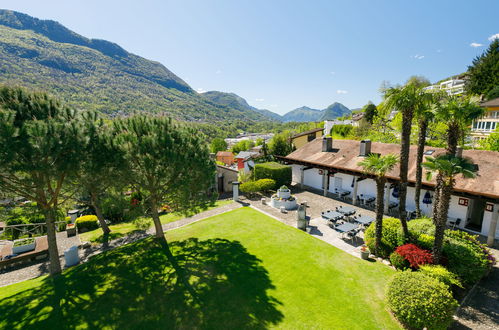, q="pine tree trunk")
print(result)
[433,178,452,264]
[446,122,460,156]
[90,191,111,235]
[43,207,61,275]
[149,195,165,238]
[375,178,385,255]
[398,108,413,239]
[415,118,428,218]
